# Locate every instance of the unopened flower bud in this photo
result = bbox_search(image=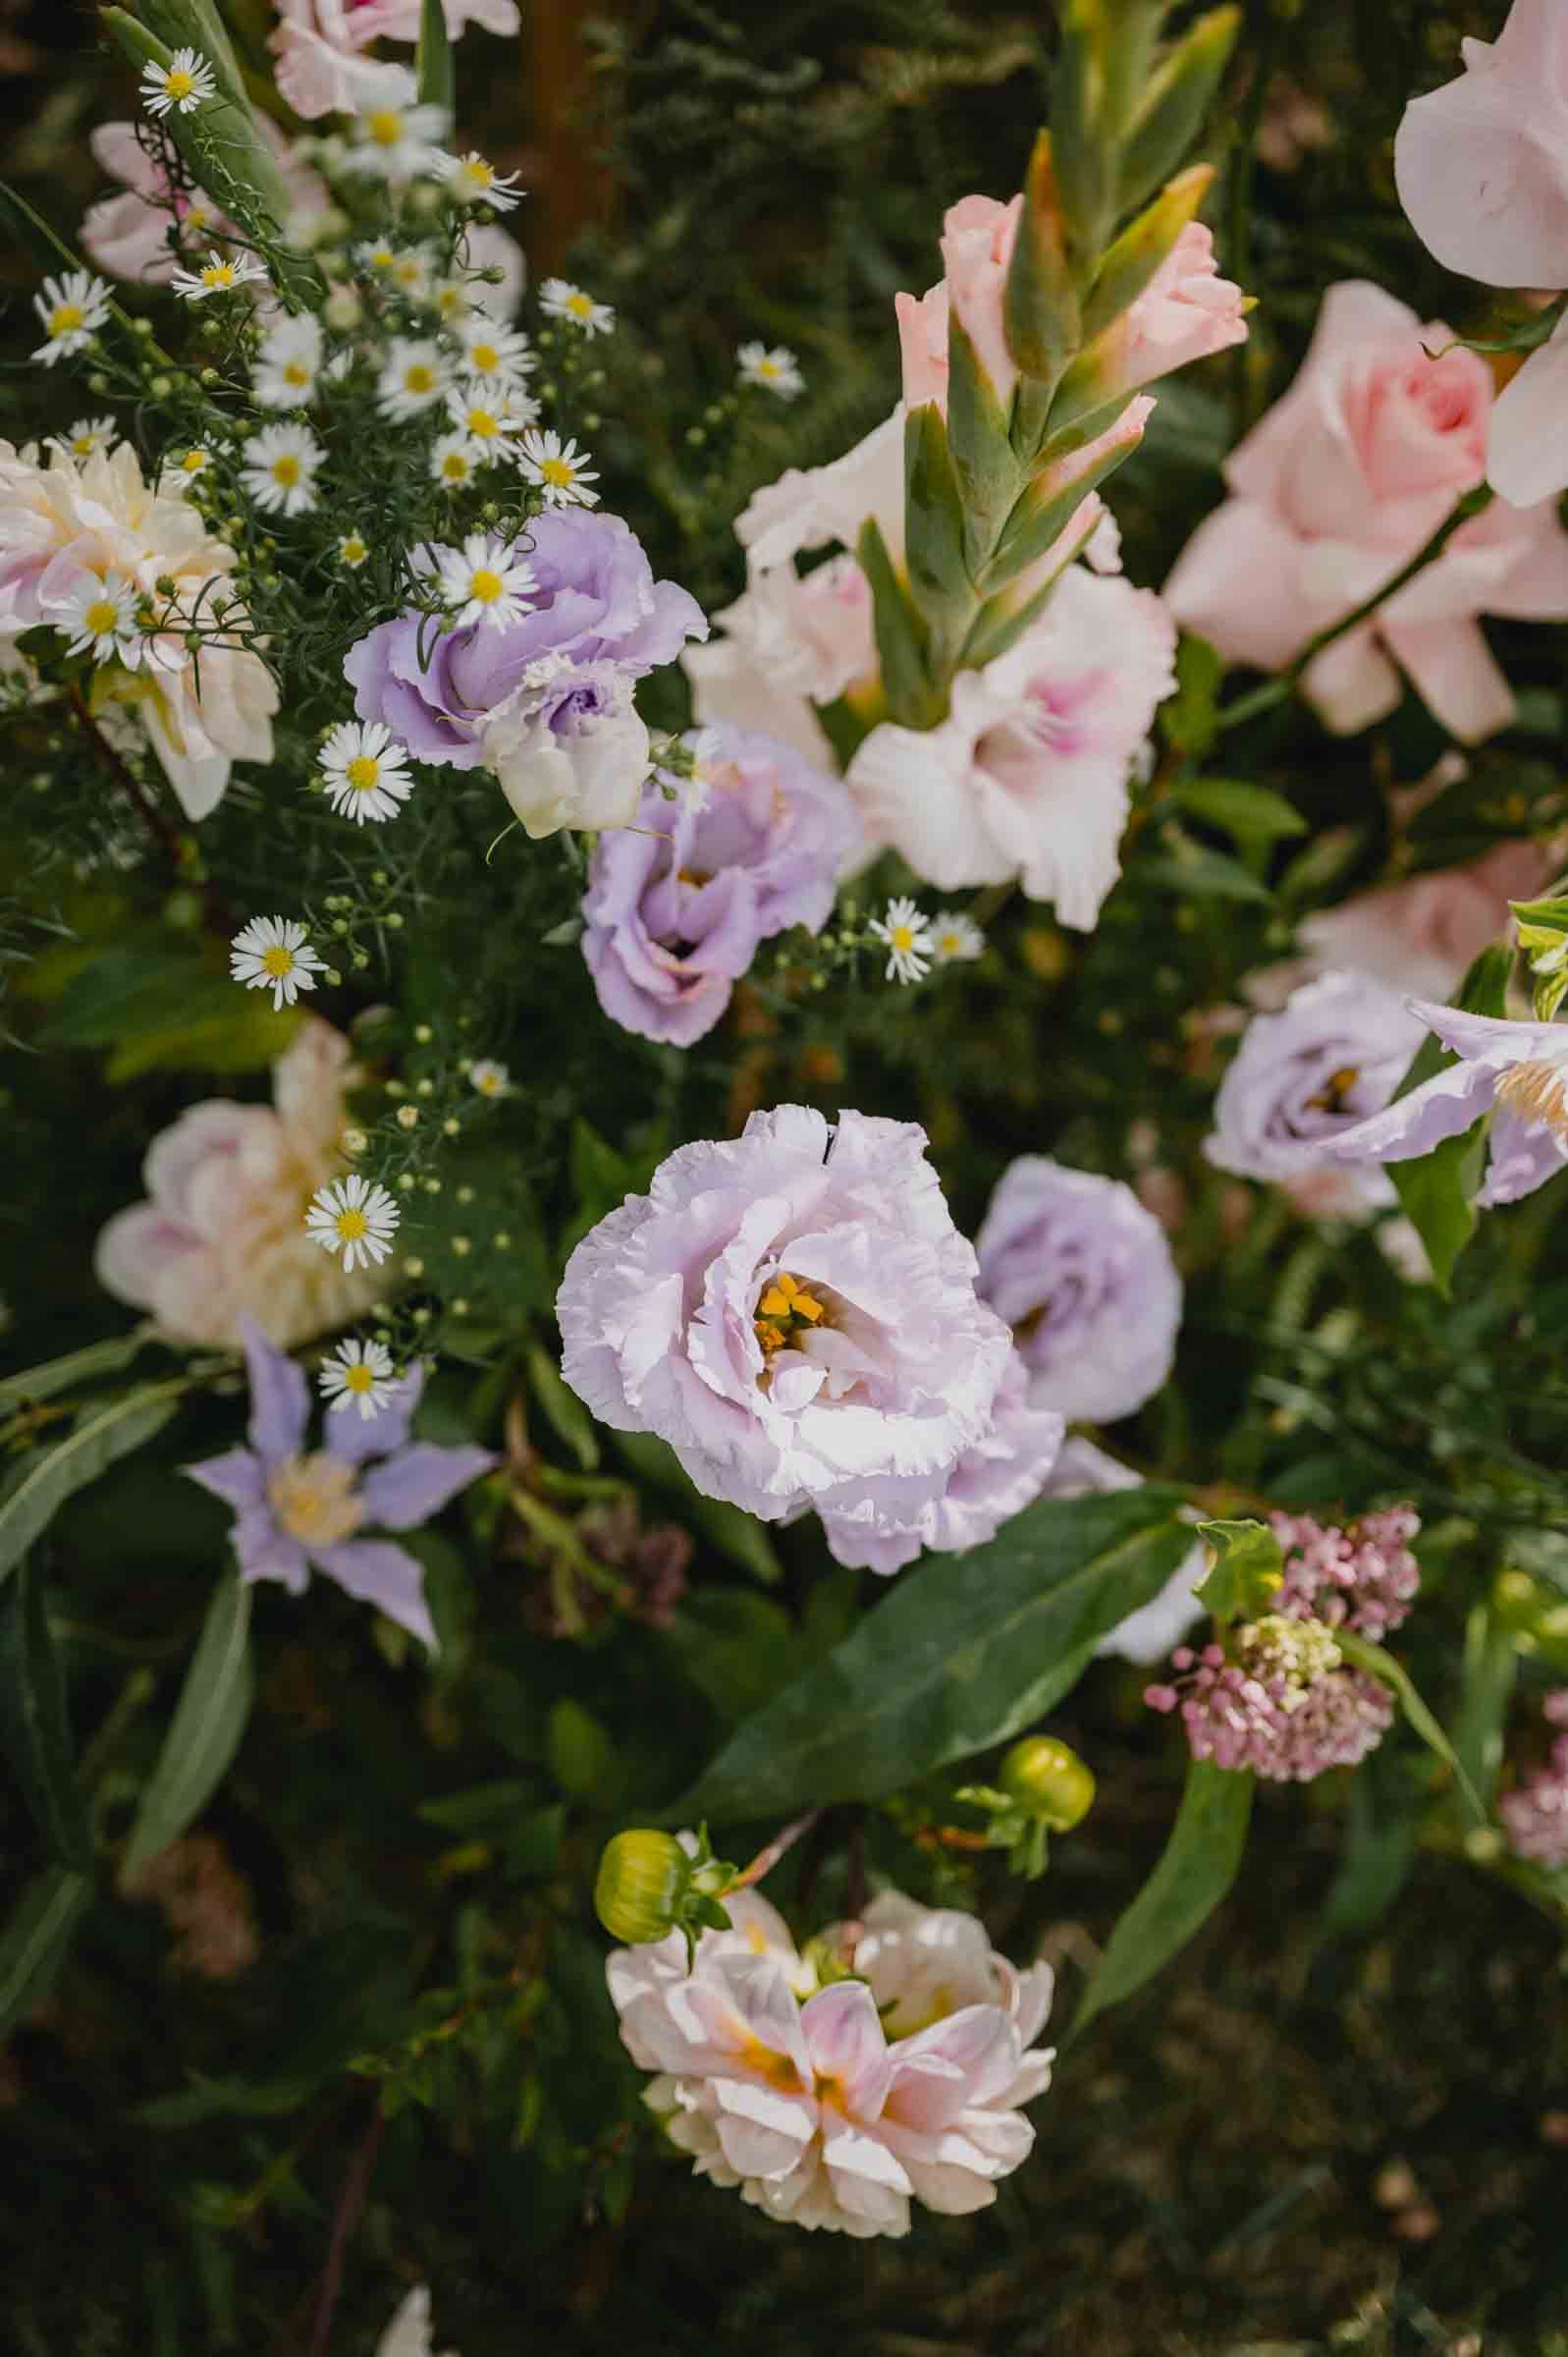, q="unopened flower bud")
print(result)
[397,1104,419,1128]
[595,1830,693,1946]
[998,1736,1097,1831]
